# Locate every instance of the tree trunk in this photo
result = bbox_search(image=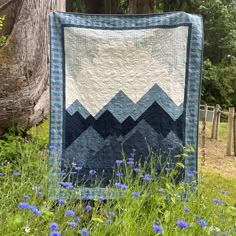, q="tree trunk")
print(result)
[128,0,154,14]
[84,0,118,14]
[0,0,65,134]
